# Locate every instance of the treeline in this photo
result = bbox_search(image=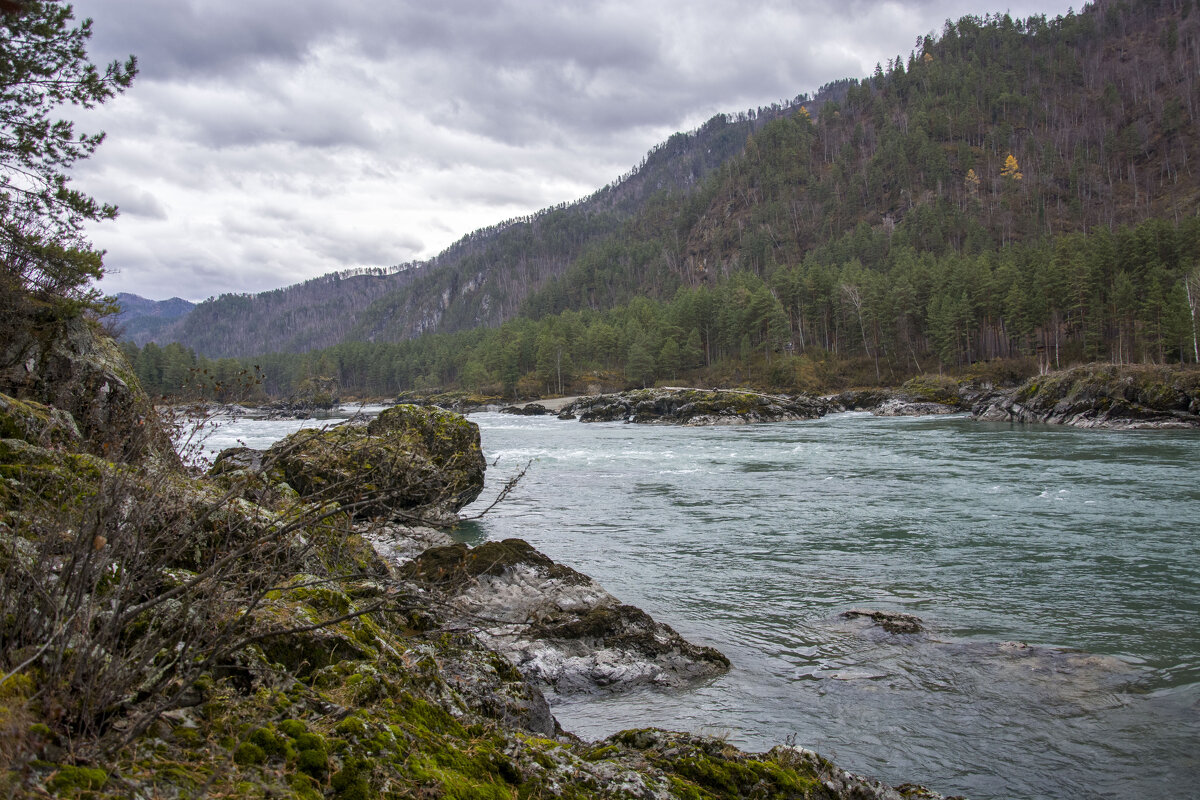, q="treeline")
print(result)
[117,341,267,401]
[124,217,1200,401]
